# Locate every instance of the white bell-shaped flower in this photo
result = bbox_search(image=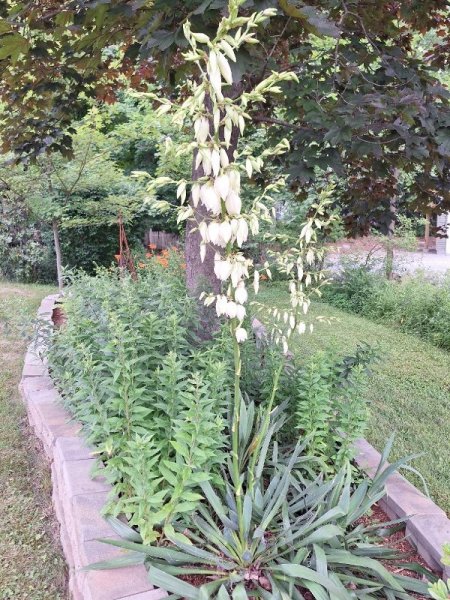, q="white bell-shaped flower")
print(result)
[219,221,232,245]
[214,254,232,281]
[235,281,248,304]
[216,295,228,317]
[236,304,246,322]
[207,222,221,245]
[225,301,238,318]
[236,219,249,247]
[214,174,230,200]
[220,148,230,167]
[235,327,248,343]
[211,149,221,177]
[198,221,209,242]
[200,183,221,215]
[229,169,241,193]
[225,192,241,216]
[195,116,210,143]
